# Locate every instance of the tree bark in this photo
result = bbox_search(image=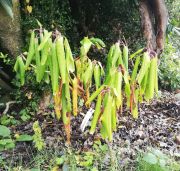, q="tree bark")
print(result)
[139,0,156,50]
[0,0,23,57]
[153,0,168,53]
[139,0,168,54]
[0,0,23,90]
